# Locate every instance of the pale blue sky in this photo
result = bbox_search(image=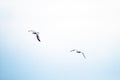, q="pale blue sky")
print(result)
[0,0,120,80]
